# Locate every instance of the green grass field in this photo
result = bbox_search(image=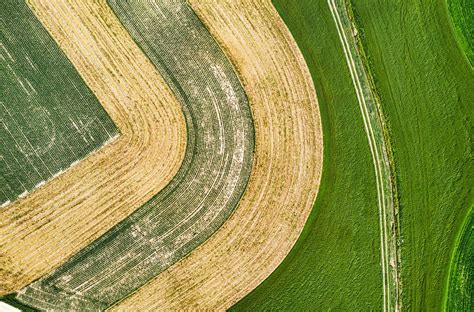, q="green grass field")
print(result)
[232,0,384,310]
[349,0,473,309]
[0,0,118,207]
[447,0,474,65]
